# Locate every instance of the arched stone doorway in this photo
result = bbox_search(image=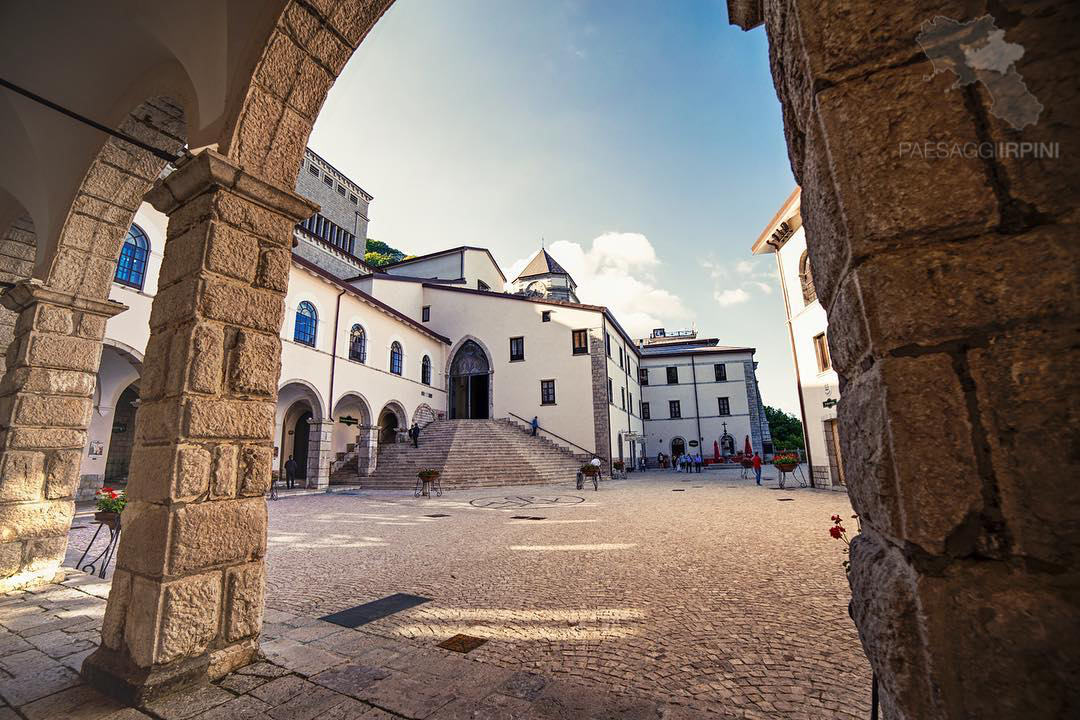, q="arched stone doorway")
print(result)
[670,437,686,458]
[378,404,405,445]
[448,339,491,419]
[280,403,314,482]
[332,393,374,480]
[102,385,139,486]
